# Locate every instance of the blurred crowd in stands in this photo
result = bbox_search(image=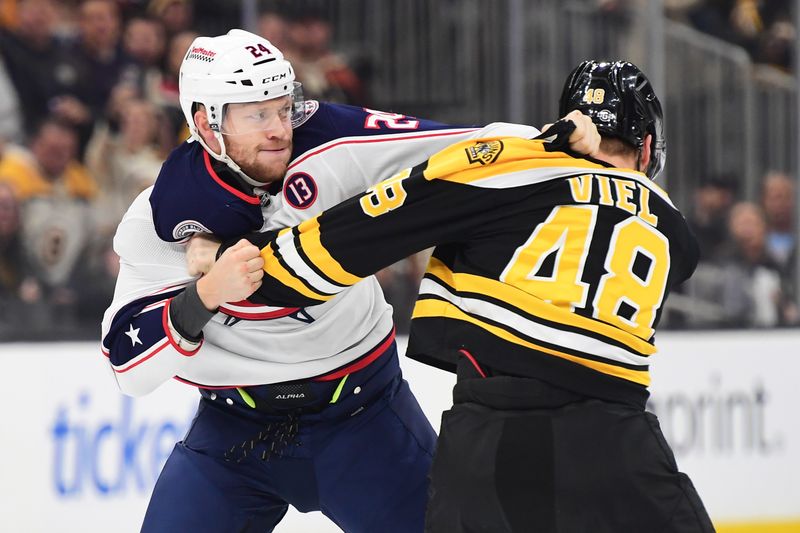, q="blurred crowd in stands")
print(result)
[0,0,797,341]
[666,0,795,72]
[0,0,375,340]
[670,171,799,328]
